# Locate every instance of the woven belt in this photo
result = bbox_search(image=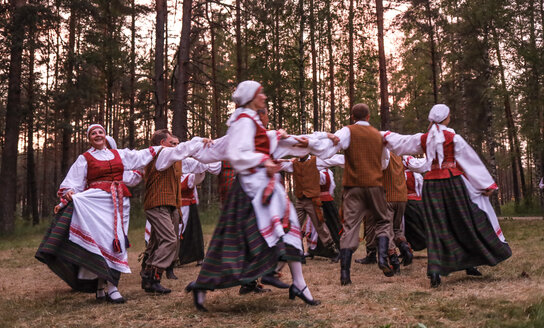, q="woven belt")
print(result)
[431,162,456,170]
